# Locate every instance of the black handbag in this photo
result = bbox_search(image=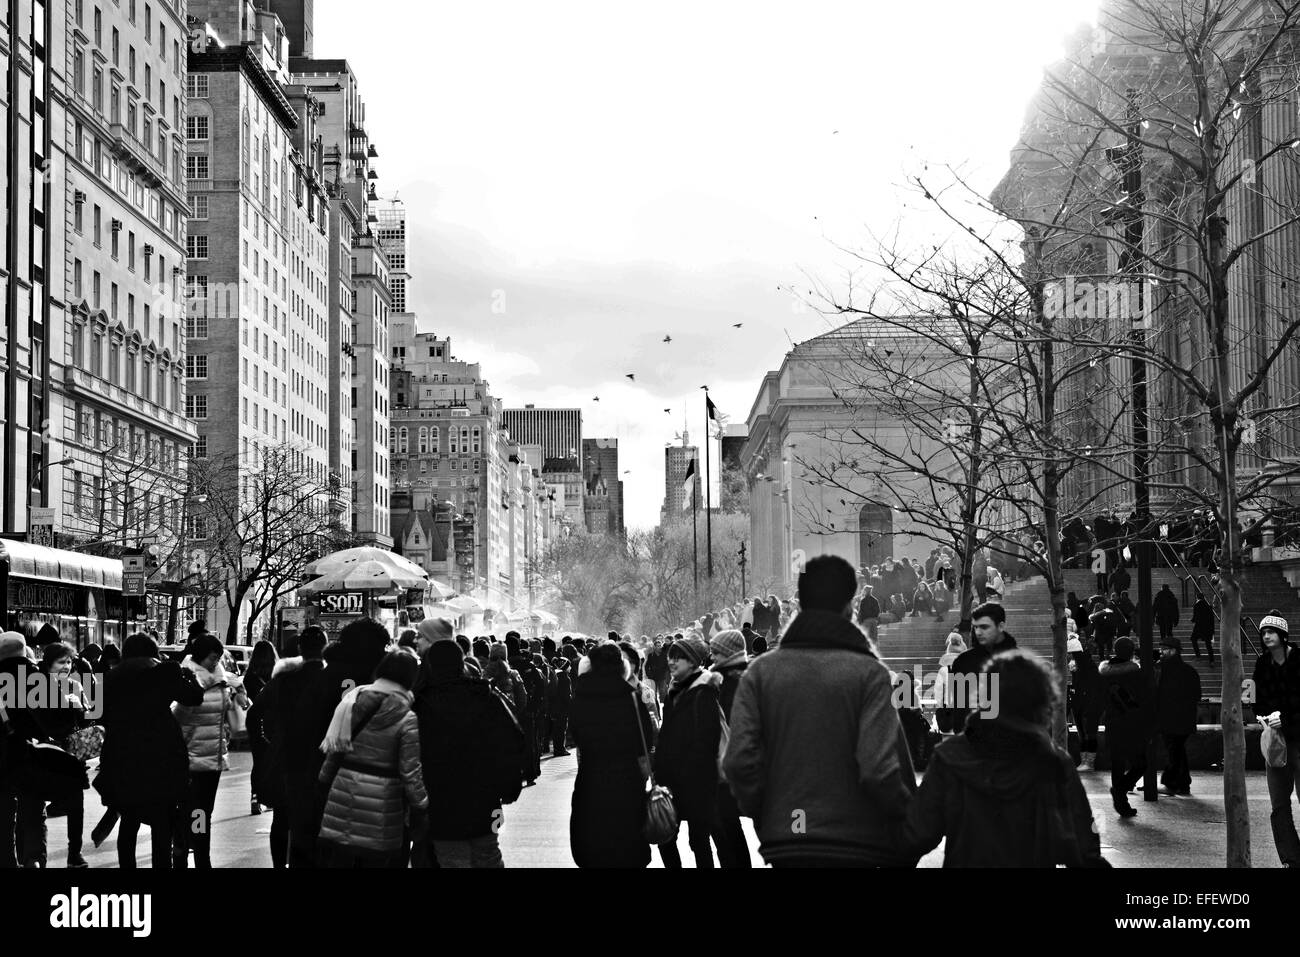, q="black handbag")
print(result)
[0,703,85,803]
[632,690,679,845]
